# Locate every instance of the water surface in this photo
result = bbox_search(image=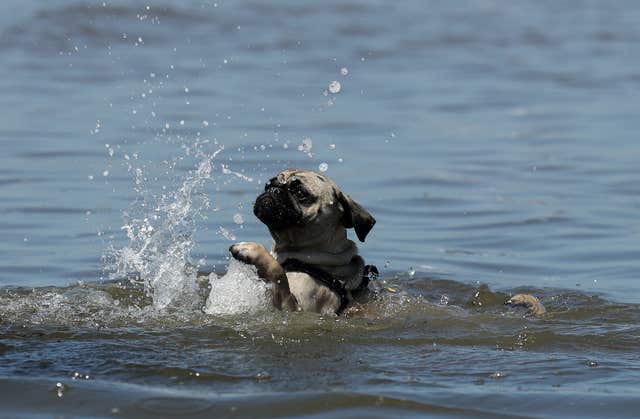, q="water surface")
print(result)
[1,0,639,417]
